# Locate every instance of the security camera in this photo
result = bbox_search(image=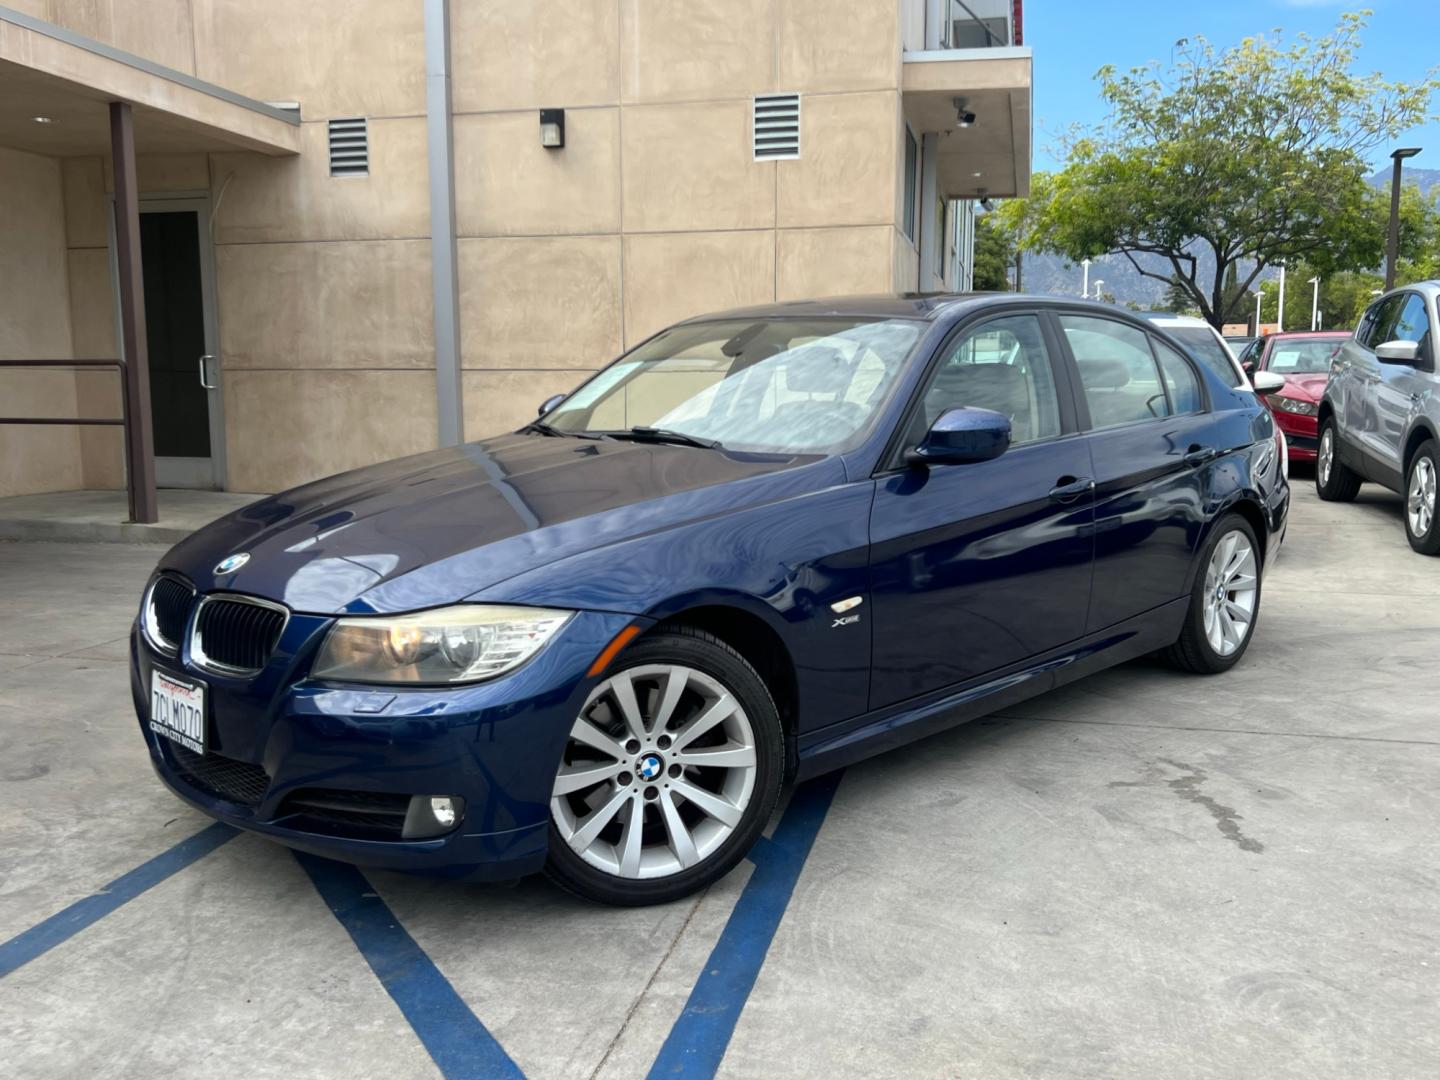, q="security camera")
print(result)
[980,197,995,213]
